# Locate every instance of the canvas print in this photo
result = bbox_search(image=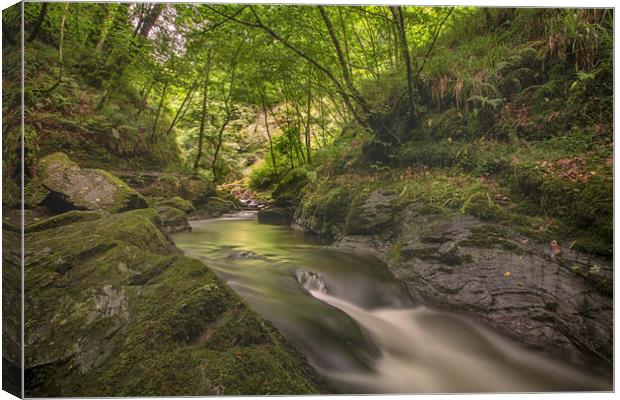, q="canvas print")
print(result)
[1,2,614,397]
